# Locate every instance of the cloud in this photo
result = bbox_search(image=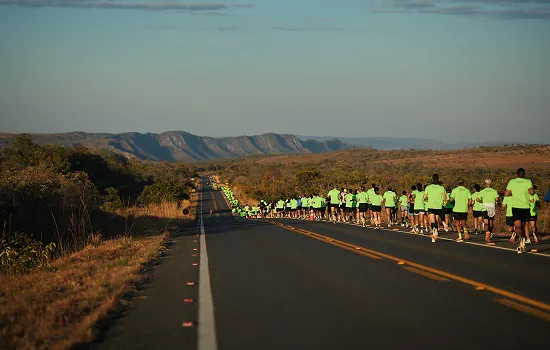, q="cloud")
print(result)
[0,0,252,12]
[273,26,341,31]
[375,0,550,19]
